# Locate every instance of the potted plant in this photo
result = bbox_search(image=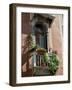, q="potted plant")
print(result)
[36,48,46,55]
